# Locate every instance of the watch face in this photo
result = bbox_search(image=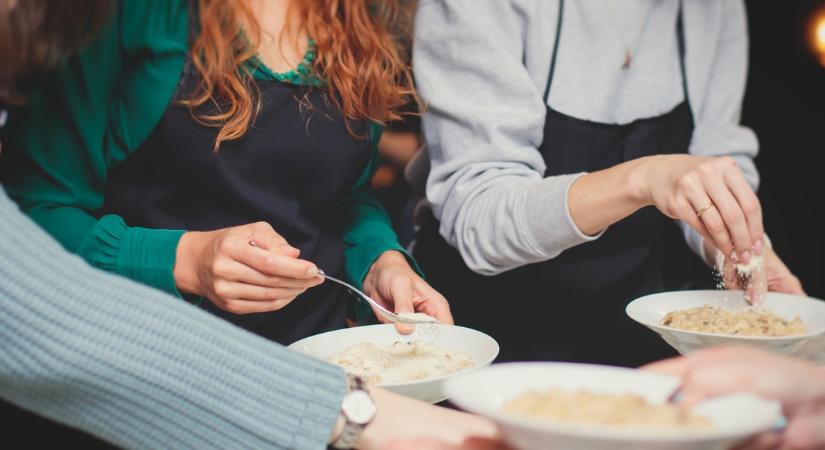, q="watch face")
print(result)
[342,390,377,425]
